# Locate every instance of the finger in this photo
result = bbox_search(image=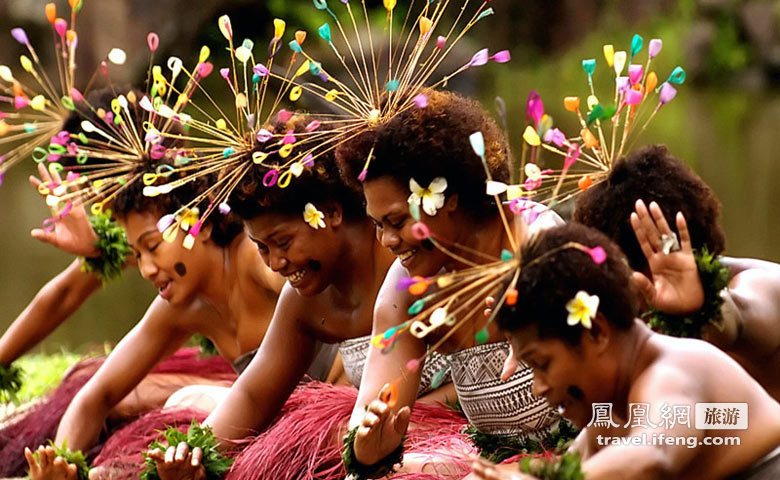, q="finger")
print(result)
[367,399,388,416]
[485,296,495,308]
[648,201,673,236]
[191,446,203,467]
[45,446,57,465]
[676,212,693,253]
[24,447,39,471]
[37,446,49,468]
[67,462,78,480]
[29,175,42,188]
[363,411,380,428]
[53,456,67,474]
[630,212,656,260]
[30,228,57,245]
[483,307,493,318]
[500,349,519,381]
[146,448,165,462]
[632,272,656,306]
[634,200,661,252]
[165,445,175,464]
[392,406,411,436]
[51,166,63,185]
[357,425,372,439]
[38,162,53,184]
[175,441,189,462]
